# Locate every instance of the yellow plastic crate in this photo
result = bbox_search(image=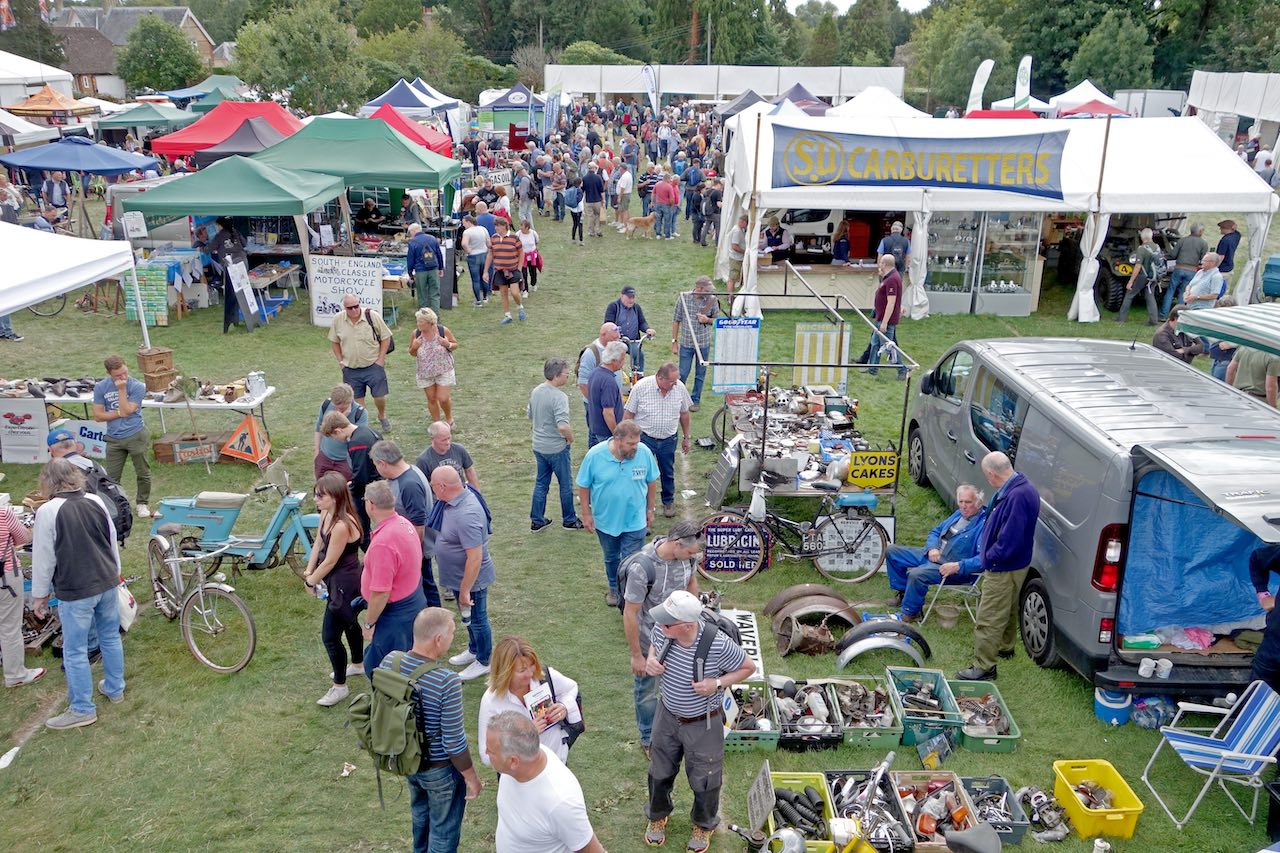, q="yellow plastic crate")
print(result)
[1052,759,1144,839]
[766,771,835,852]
